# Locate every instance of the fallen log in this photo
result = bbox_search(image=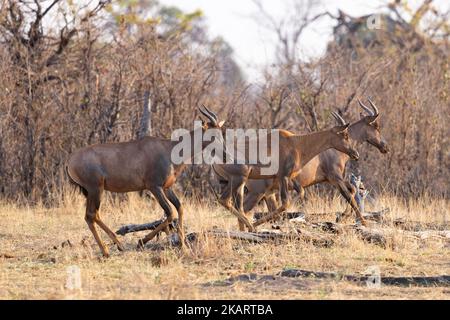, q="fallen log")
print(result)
[207,269,450,287]
[363,208,390,222]
[310,221,344,234]
[116,217,333,247]
[381,228,450,241]
[253,211,305,221]
[351,226,450,245]
[392,219,450,231]
[188,229,333,247]
[115,217,448,250]
[253,209,388,225]
[280,268,450,287]
[205,230,268,243]
[409,230,450,240]
[205,273,276,286]
[115,219,177,236]
[298,220,387,246]
[294,228,335,247]
[354,226,387,247]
